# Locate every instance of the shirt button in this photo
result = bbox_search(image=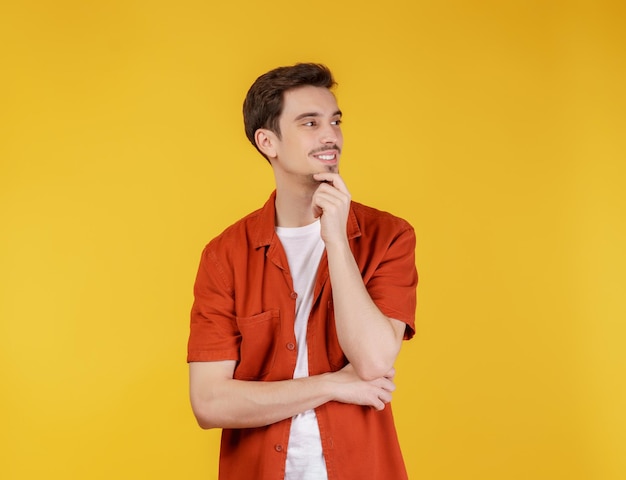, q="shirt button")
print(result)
[290,291,298,299]
[286,342,295,351]
[274,444,283,452]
